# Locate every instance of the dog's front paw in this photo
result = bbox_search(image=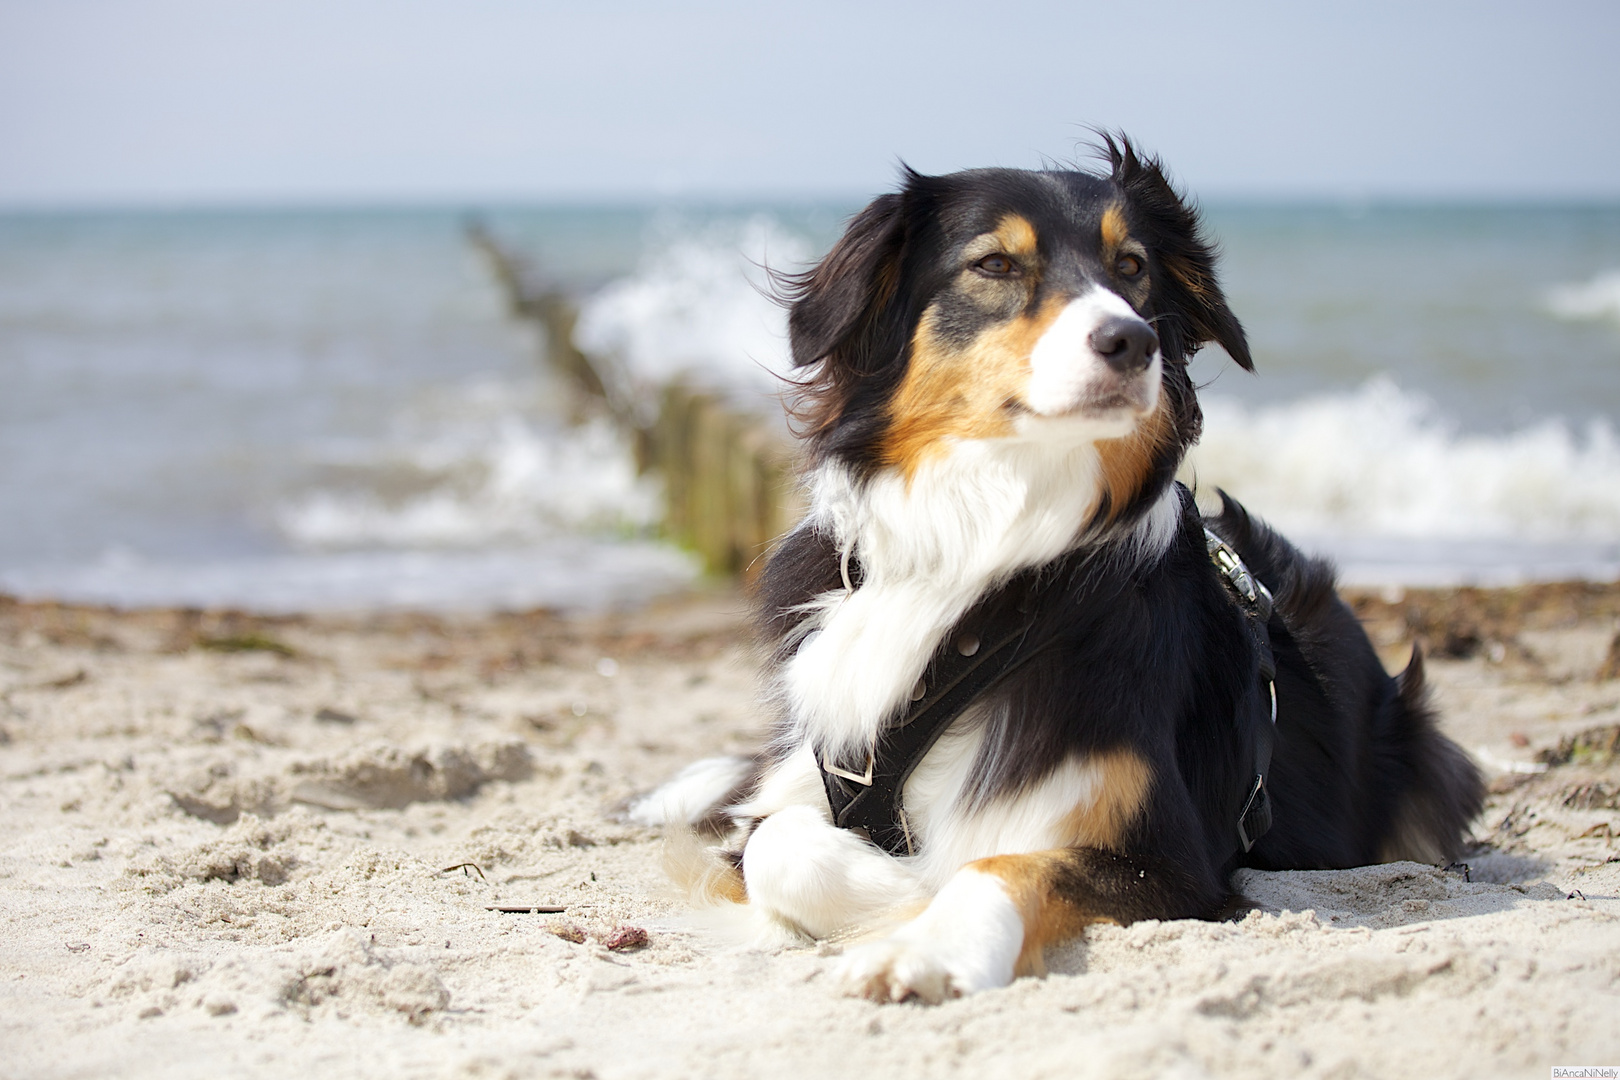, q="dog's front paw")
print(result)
[831,869,1026,1004]
[834,936,966,1004]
